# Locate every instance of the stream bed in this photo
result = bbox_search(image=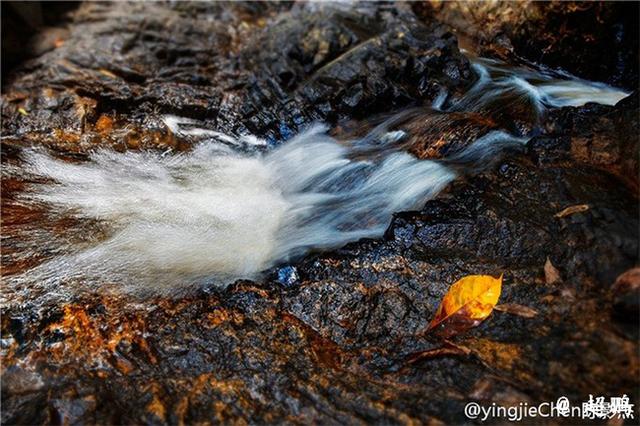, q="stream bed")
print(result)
[1,2,638,424]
